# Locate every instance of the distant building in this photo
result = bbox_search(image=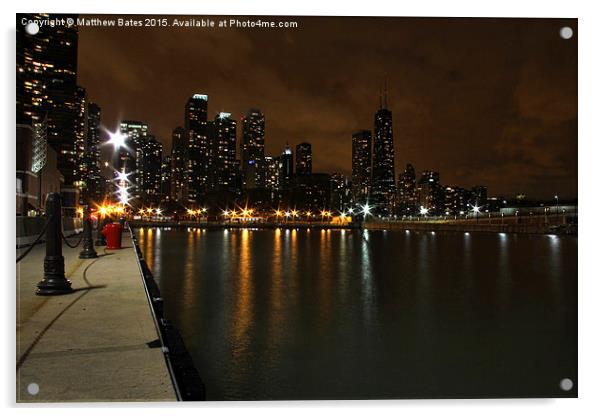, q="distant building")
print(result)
[139,136,163,204]
[371,88,396,216]
[74,86,88,192]
[169,127,187,202]
[185,94,209,204]
[470,186,488,208]
[118,120,149,201]
[241,109,265,189]
[86,103,104,202]
[351,130,372,205]
[160,155,172,203]
[295,142,312,175]
[397,163,418,216]
[444,186,469,215]
[265,155,281,198]
[211,112,237,192]
[292,173,331,211]
[417,170,444,214]
[330,173,352,212]
[280,145,294,189]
